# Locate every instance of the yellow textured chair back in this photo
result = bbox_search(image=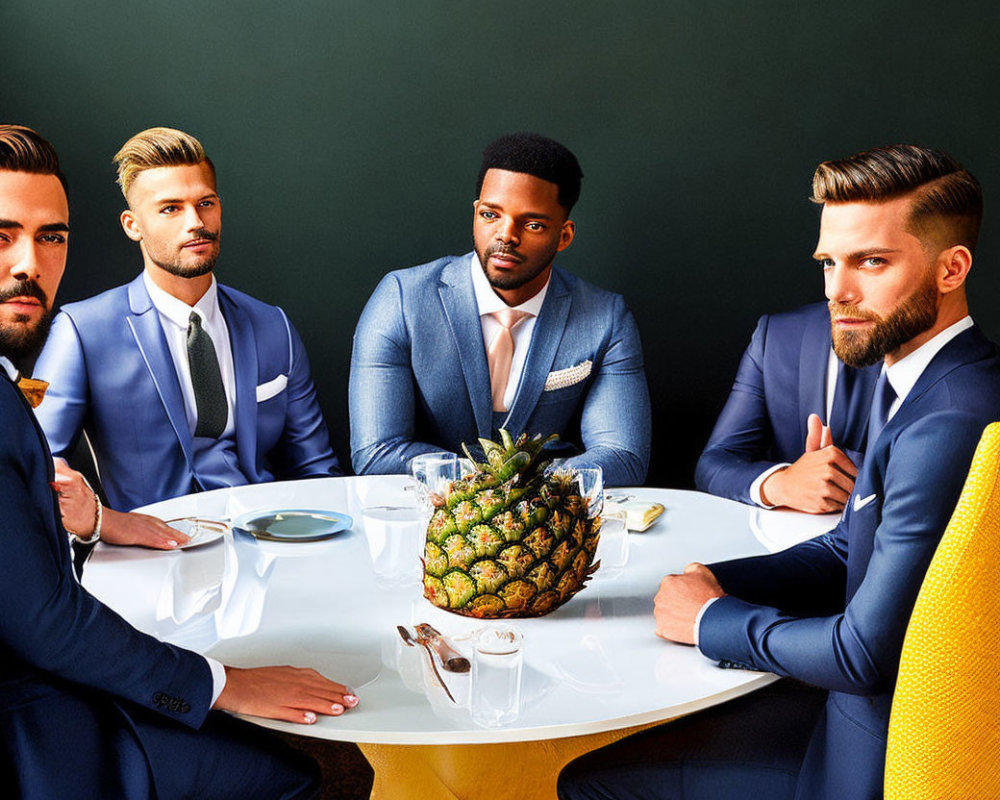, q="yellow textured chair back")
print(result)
[885,421,1000,799]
